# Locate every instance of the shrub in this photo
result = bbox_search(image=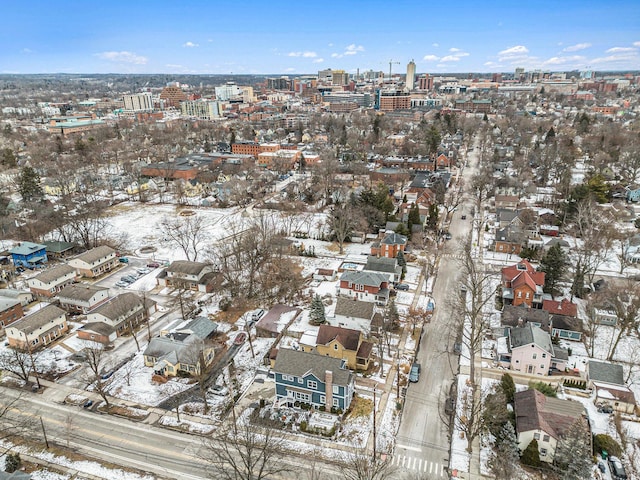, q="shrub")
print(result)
[300,420,308,432]
[594,434,623,458]
[319,405,326,412]
[501,373,516,404]
[520,439,541,468]
[529,381,557,397]
[5,453,21,473]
